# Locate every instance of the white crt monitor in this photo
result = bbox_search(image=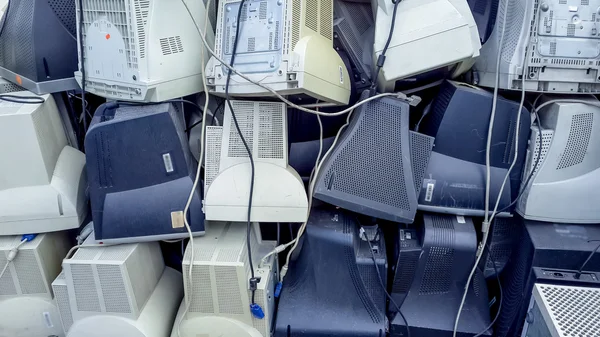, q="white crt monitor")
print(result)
[0,92,88,235]
[75,0,215,102]
[372,0,481,92]
[517,97,600,223]
[205,0,351,106]
[0,233,70,337]
[475,0,600,93]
